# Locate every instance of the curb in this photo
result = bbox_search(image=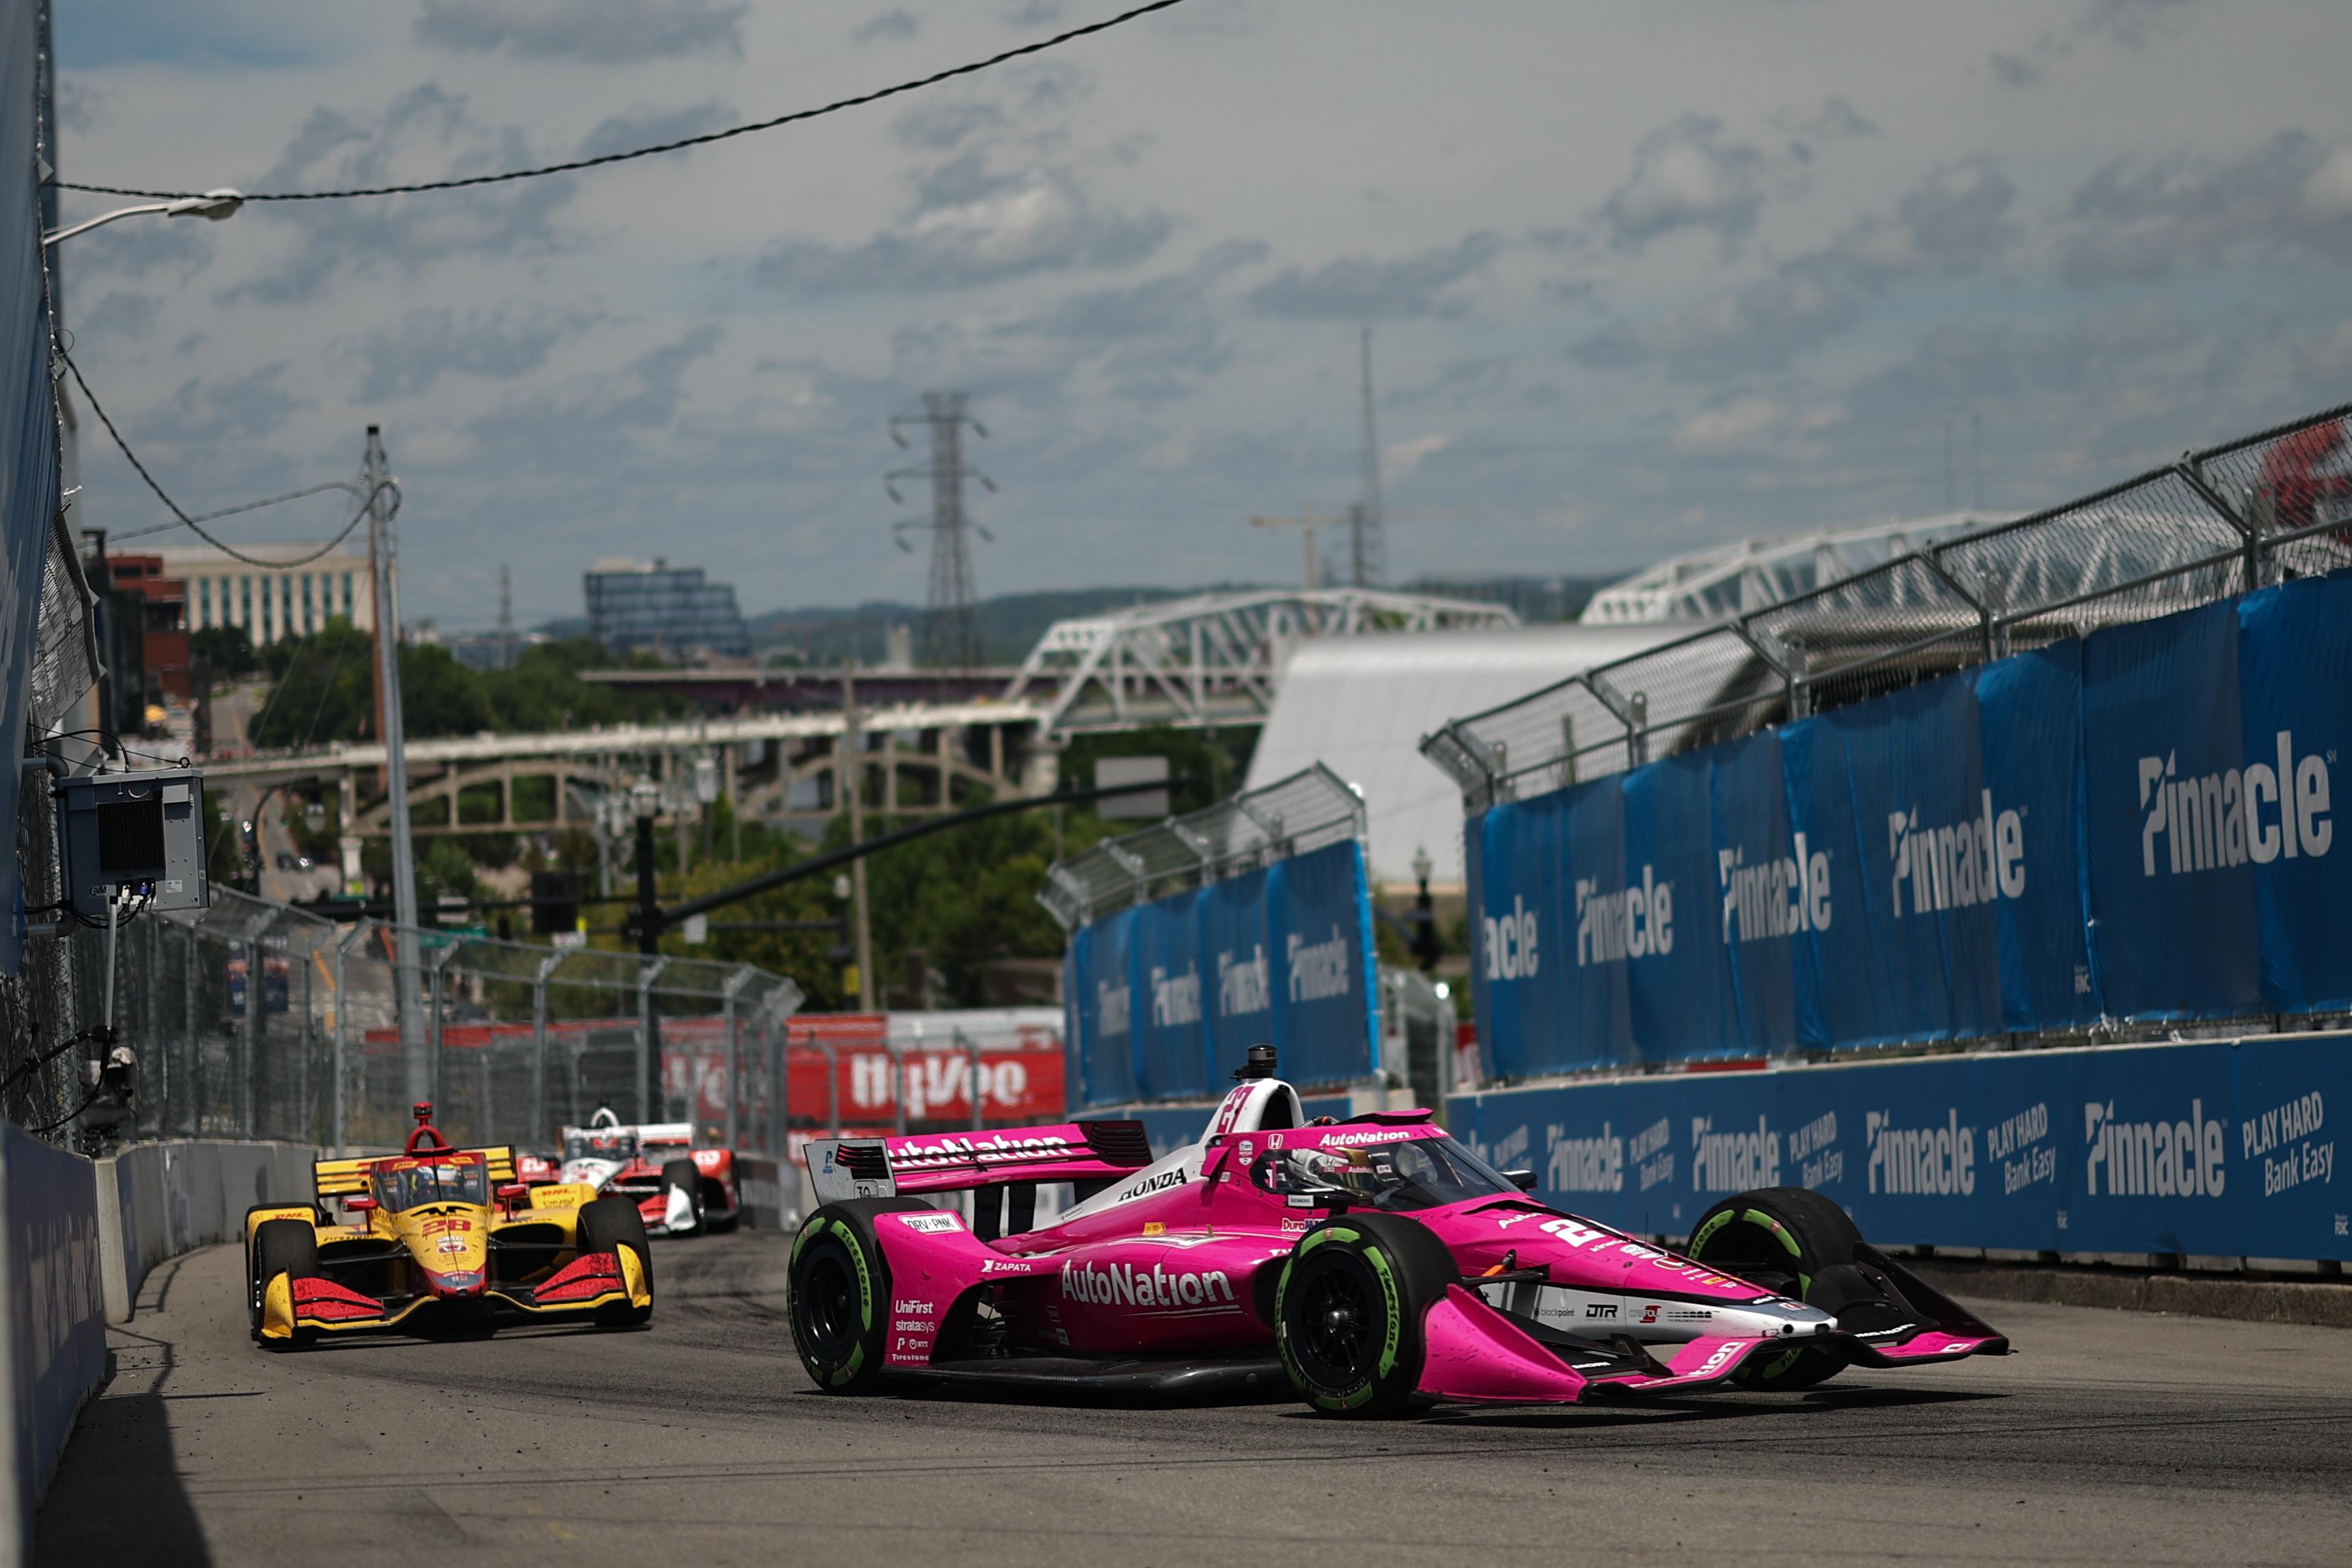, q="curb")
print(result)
[1913,1262,2352,1329]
